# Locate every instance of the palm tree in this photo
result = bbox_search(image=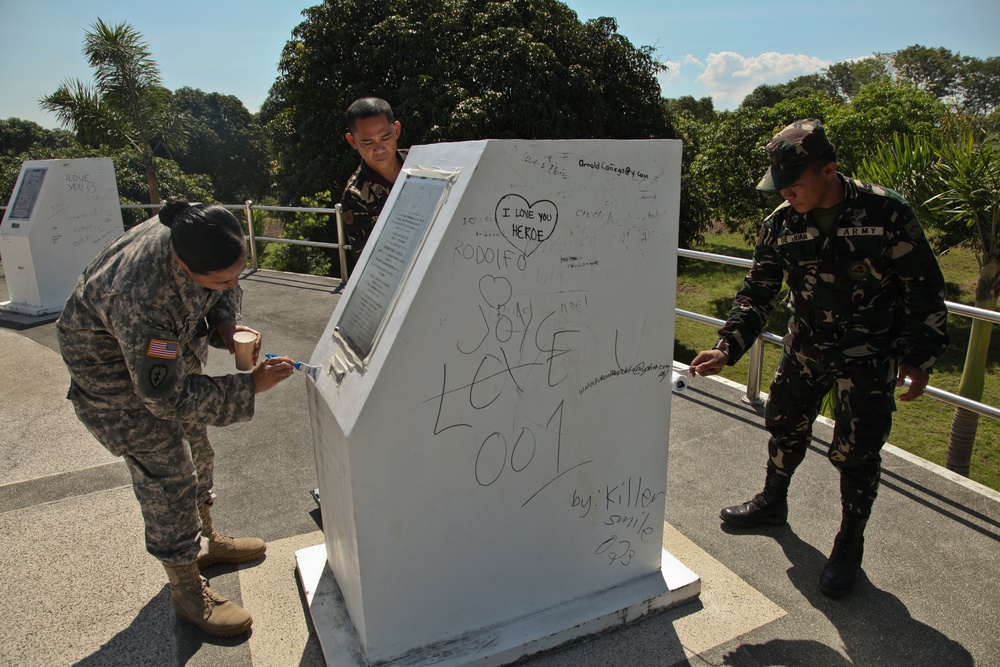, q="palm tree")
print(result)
[859,130,1000,476]
[928,132,1000,475]
[39,19,189,206]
